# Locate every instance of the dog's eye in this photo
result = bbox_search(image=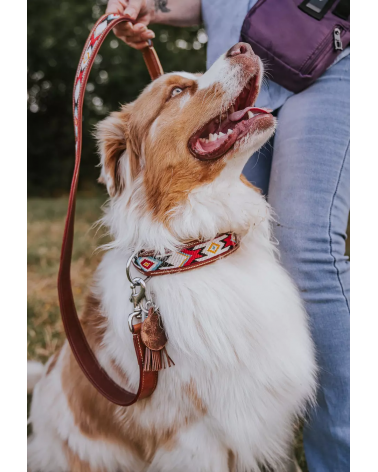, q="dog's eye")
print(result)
[171,87,183,98]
